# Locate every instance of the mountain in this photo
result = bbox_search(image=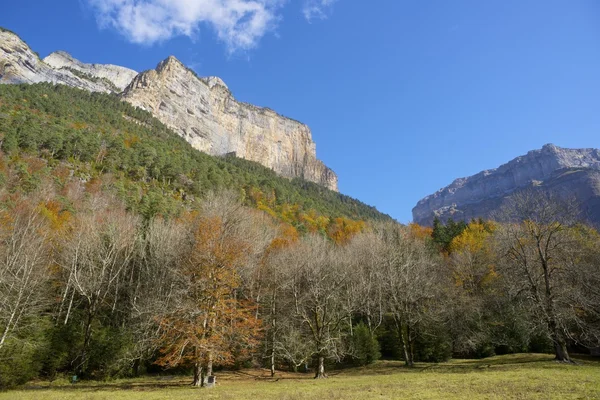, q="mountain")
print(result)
[43,50,138,92]
[122,56,338,191]
[0,27,337,191]
[0,28,119,93]
[413,144,600,226]
[0,82,389,224]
